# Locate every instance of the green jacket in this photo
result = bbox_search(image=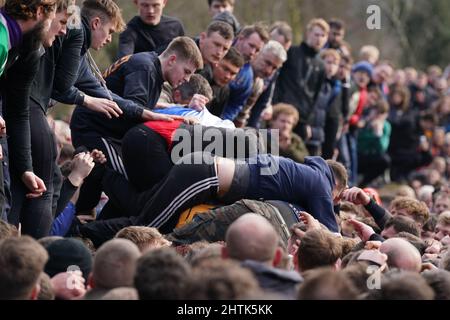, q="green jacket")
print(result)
[358,121,392,155]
